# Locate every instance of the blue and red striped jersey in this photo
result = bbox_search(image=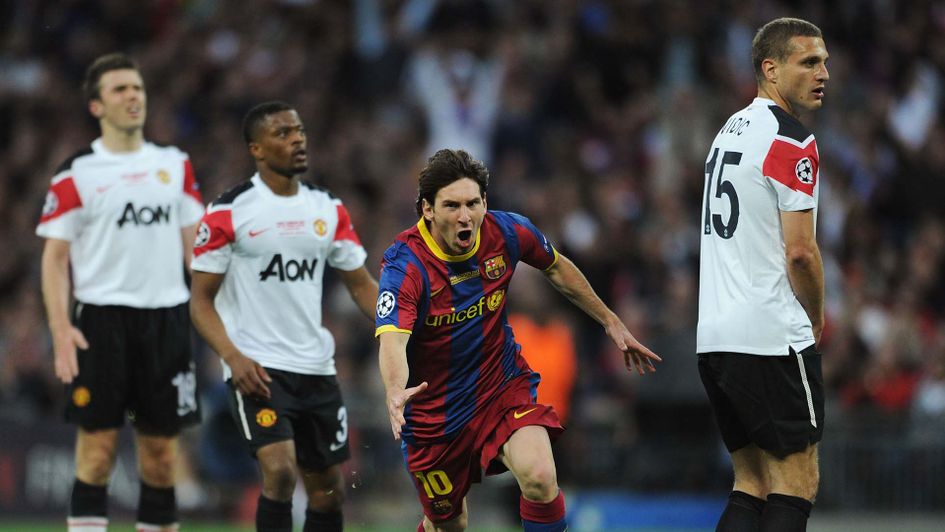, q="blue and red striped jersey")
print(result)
[375,210,559,444]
